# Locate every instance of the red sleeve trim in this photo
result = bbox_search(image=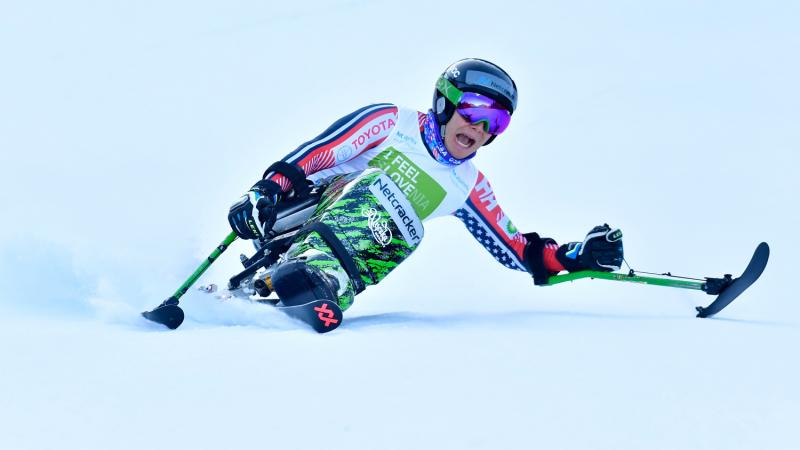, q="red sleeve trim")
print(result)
[268,105,398,191]
[468,171,527,260]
